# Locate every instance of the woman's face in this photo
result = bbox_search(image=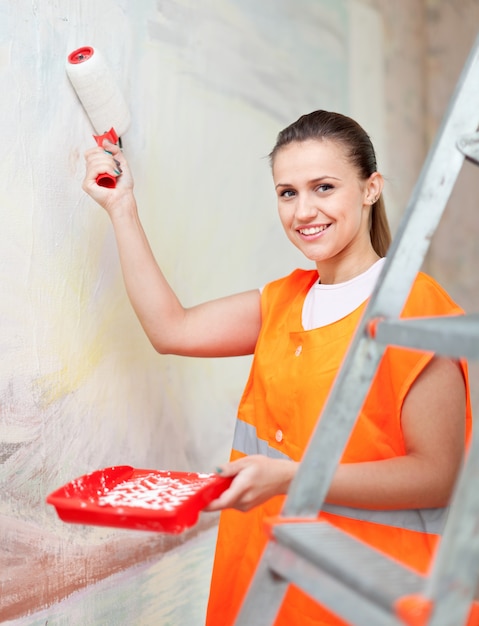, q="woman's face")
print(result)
[272,139,382,273]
